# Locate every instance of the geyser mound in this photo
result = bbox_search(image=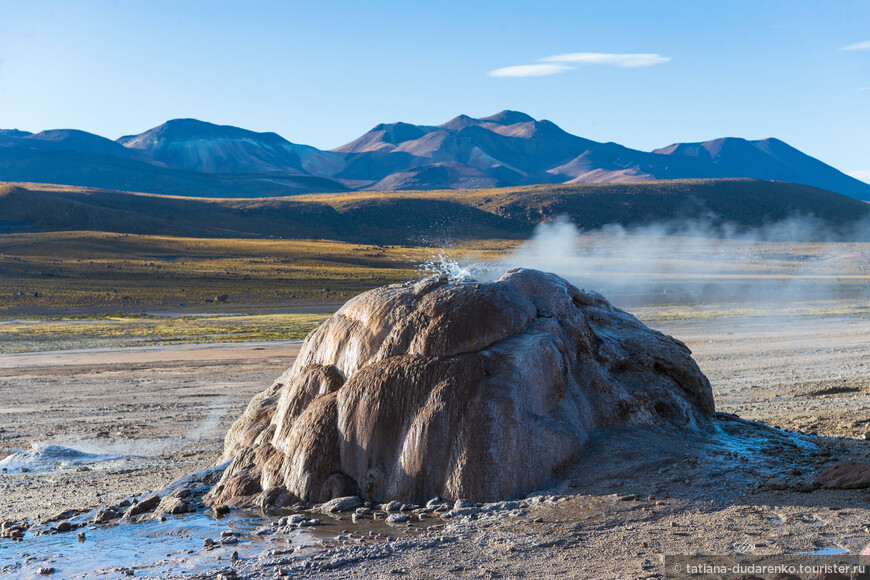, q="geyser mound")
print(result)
[208,269,714,507]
